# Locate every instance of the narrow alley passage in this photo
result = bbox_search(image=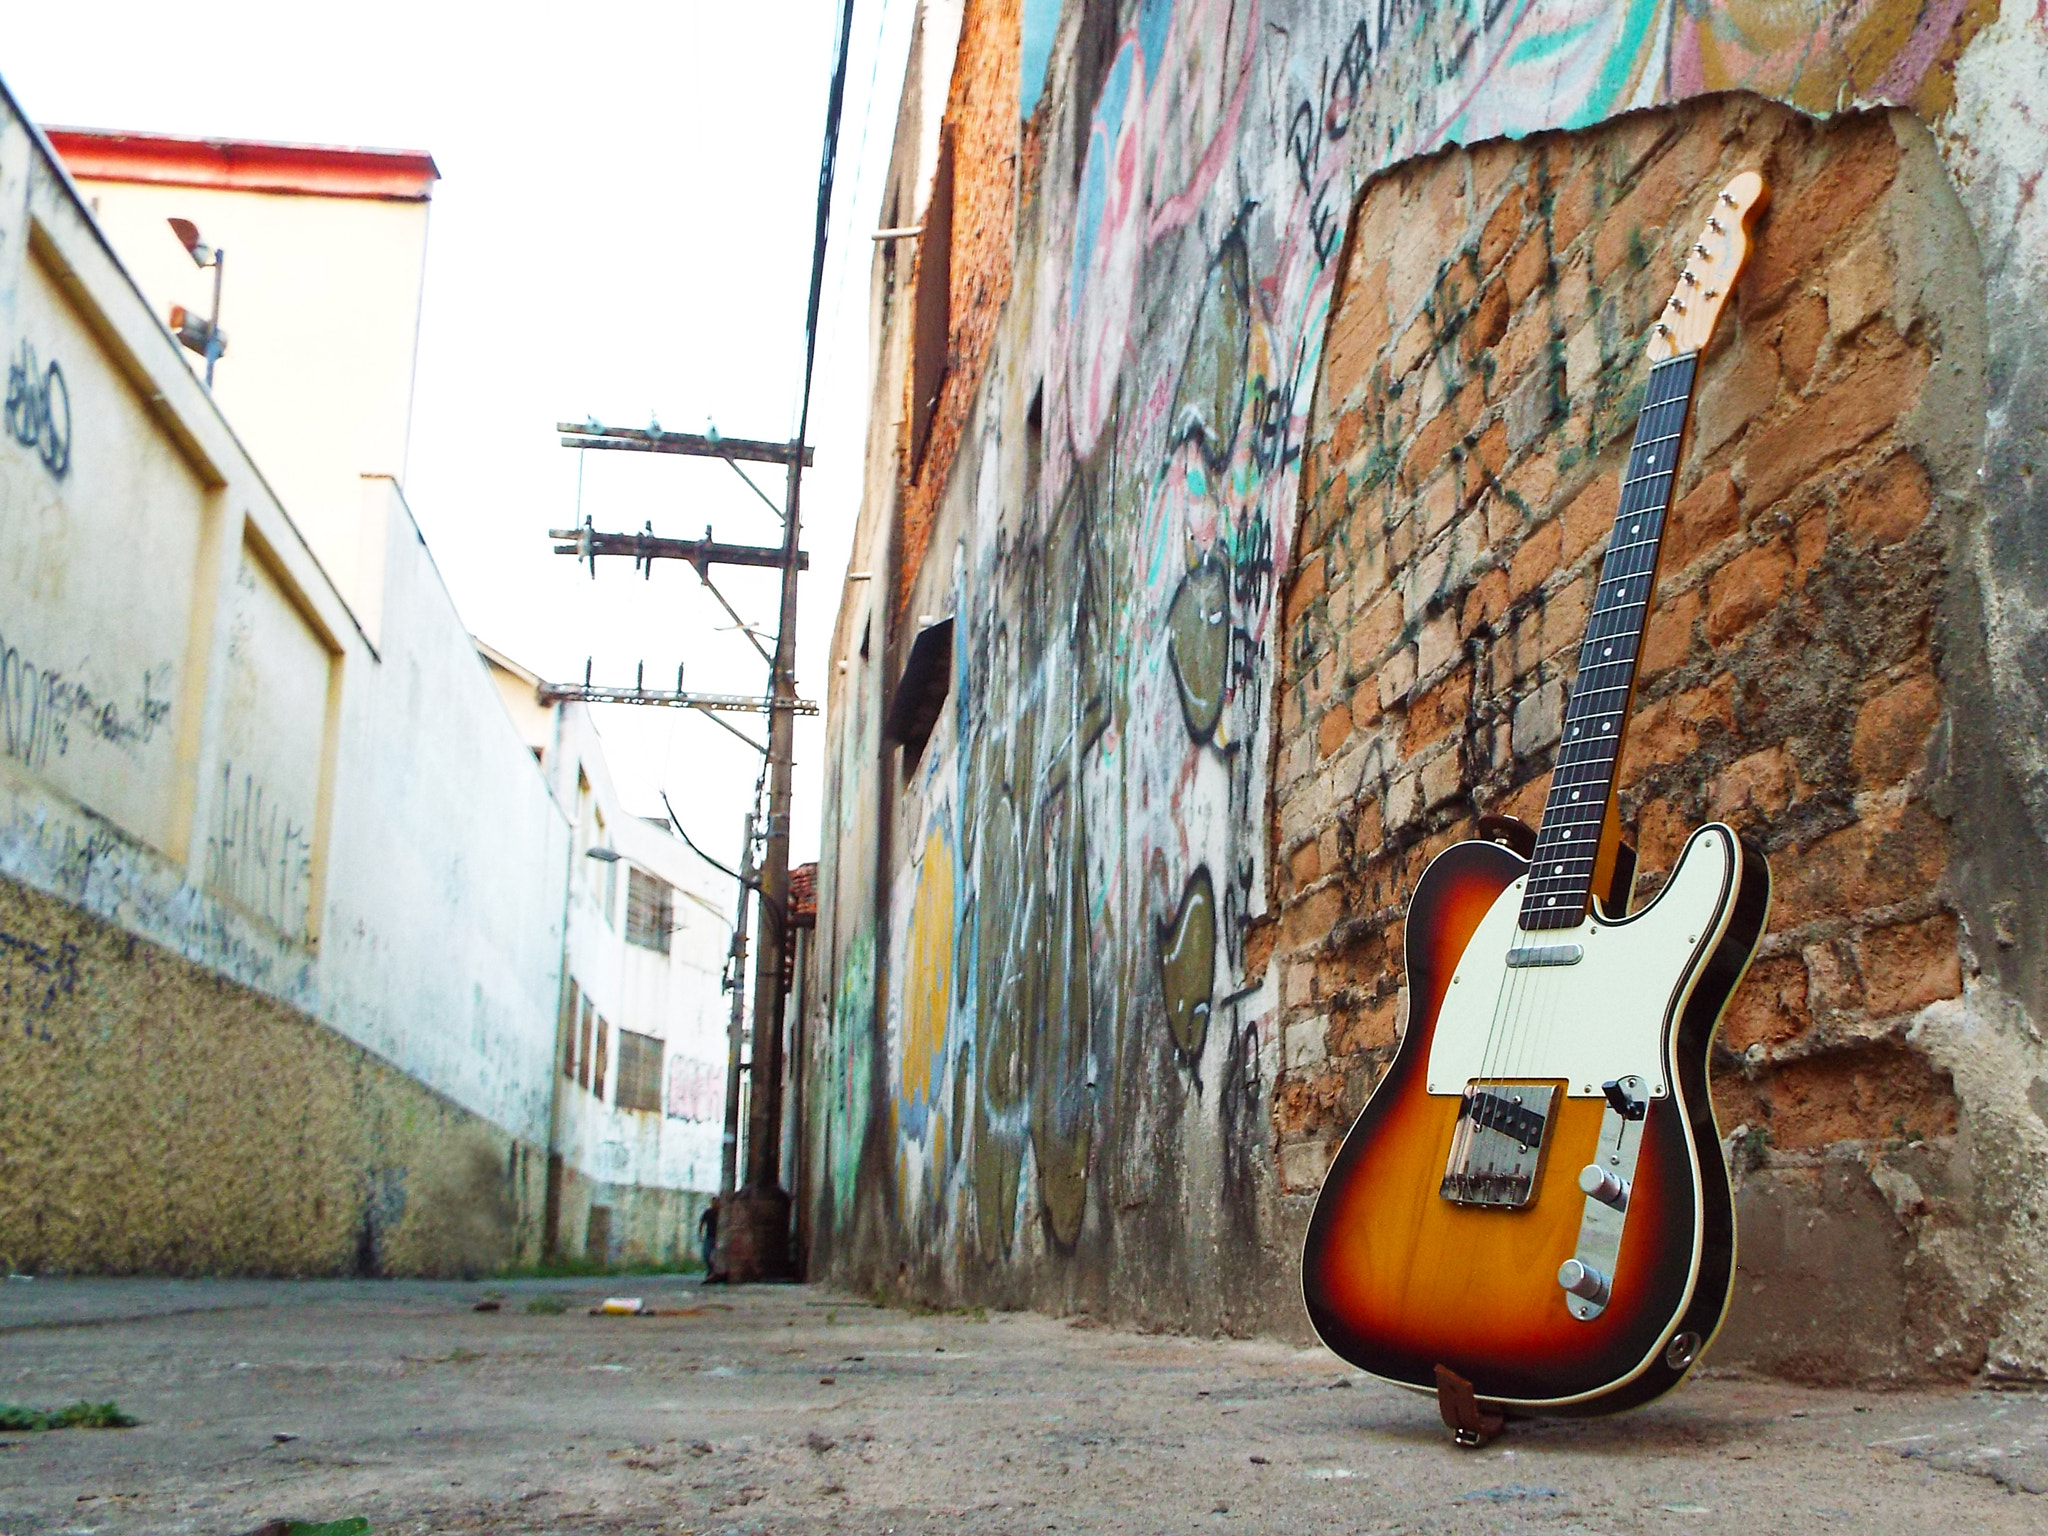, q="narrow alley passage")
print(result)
[2,1279,2040,1534]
